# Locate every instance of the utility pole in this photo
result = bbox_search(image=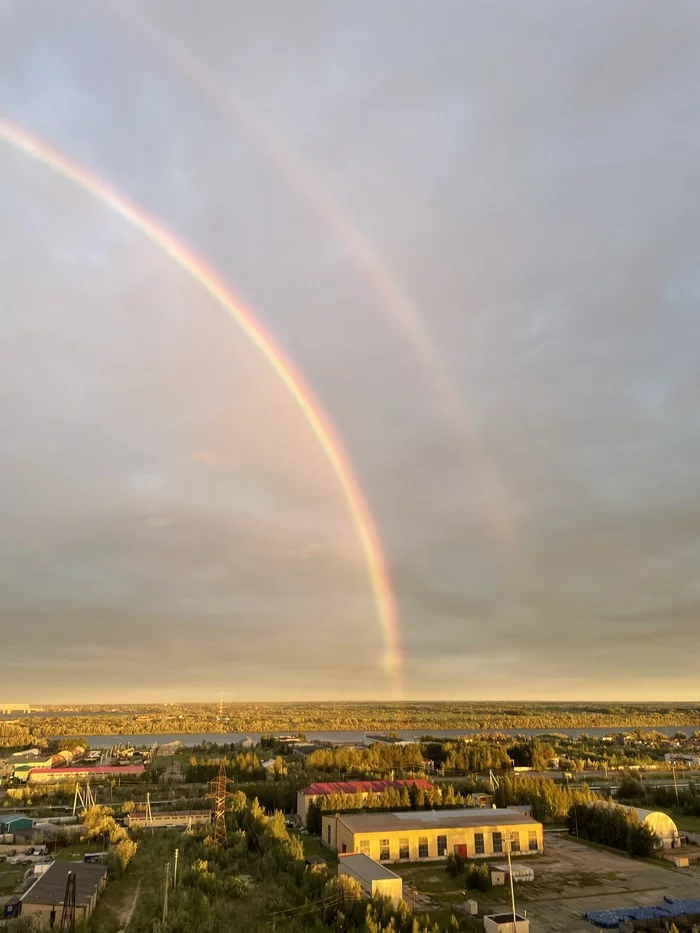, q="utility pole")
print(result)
[173,848,179,888]
[146,792,153,834]
[505,835,518,933]
[163,862,171,923]
[673,766,680,807]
